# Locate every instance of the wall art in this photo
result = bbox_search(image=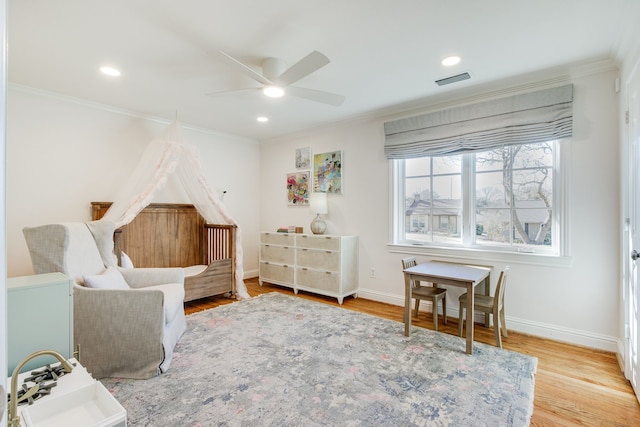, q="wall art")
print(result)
[286,171,310,206]
[295,147,310,169]
[313,150,342,193]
